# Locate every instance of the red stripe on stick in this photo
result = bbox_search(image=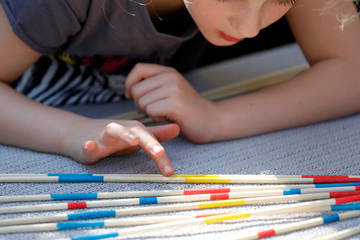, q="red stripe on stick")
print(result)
[184,188,231,195]
[312,177,360,183]
[329,190,360,198]
[302,175,348,179]
[68,202,87,209]
[335,194,360,204]
[258,229,276,238]
[210,193,229,200]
